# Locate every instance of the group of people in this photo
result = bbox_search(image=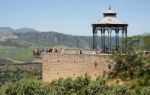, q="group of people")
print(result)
[33,48,110,57]
[92,49,103,54]
[33,48,64,57]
